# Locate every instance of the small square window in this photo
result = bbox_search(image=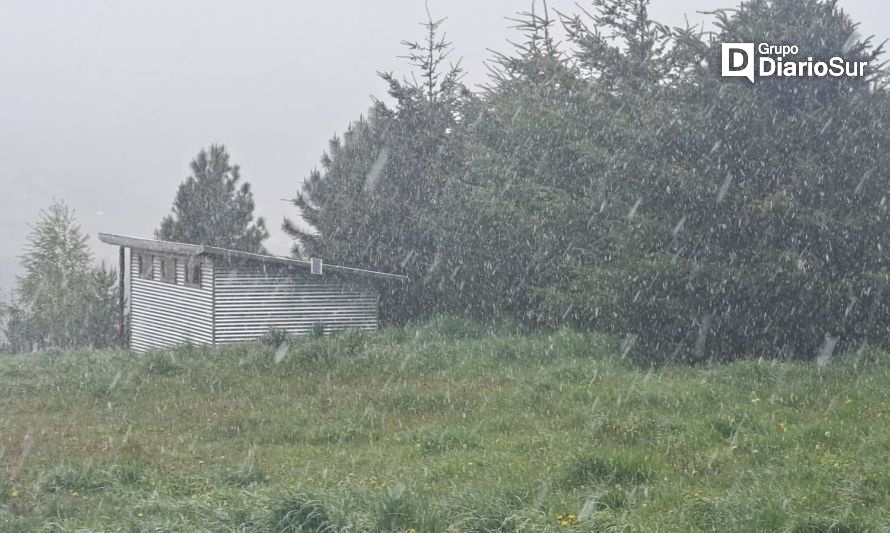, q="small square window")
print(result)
[160,257,177,283]
[186,262,203,287]
[138,254,153,279]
